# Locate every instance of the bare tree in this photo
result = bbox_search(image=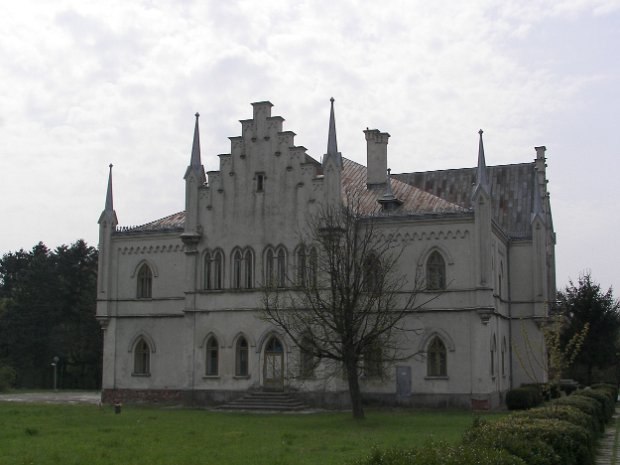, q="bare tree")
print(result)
[262,198,427,419]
